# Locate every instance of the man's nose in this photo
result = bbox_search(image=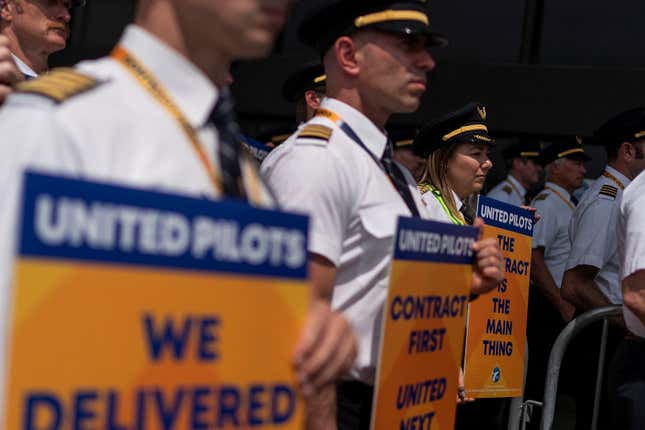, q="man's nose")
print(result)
[54,2,72,23]
[417,49,436,72]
